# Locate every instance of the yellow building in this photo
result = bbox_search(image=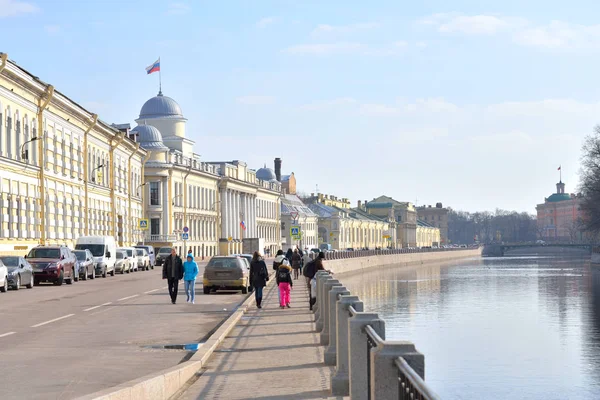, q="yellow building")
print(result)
[366,195,418,248]
[0,53,147,255]
[416,220,441,247]
[303,193,351,209]
[417,203,449,244]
